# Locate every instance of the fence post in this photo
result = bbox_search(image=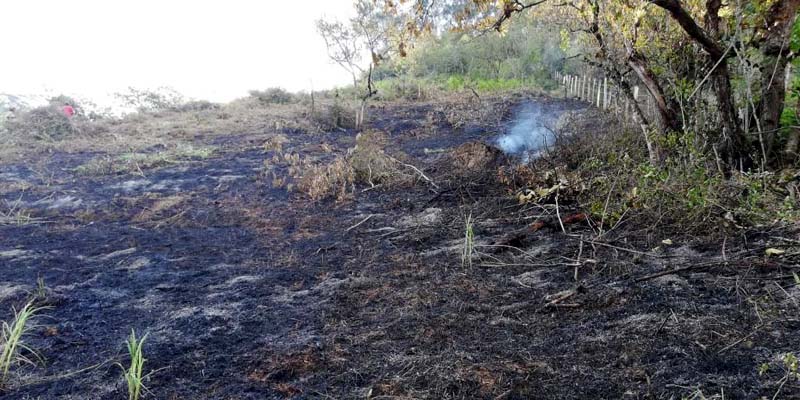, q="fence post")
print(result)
[581,75,586,101]
[596,79,601,108]
[568,76,572,96]
[571,76,575,97]
[569,76,574,97]
[573,76,578,98]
